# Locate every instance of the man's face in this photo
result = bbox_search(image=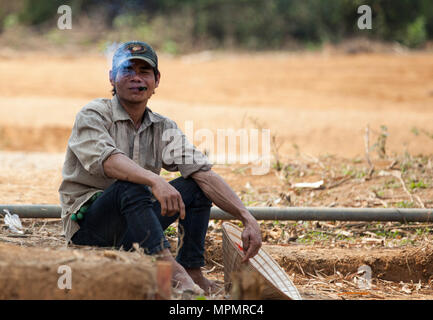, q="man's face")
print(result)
[110,59,160,104]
